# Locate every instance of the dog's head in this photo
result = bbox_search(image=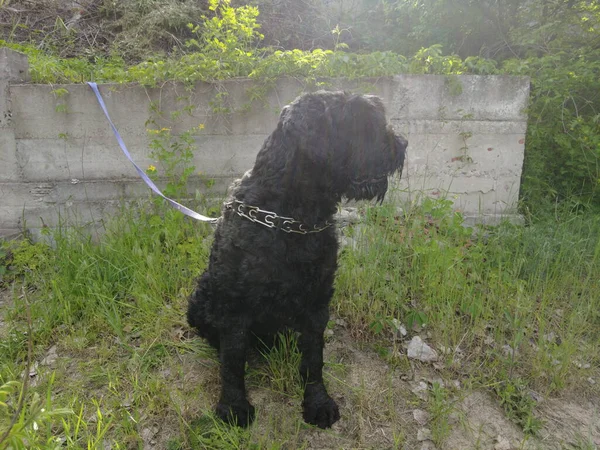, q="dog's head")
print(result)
[275,90,407,203]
